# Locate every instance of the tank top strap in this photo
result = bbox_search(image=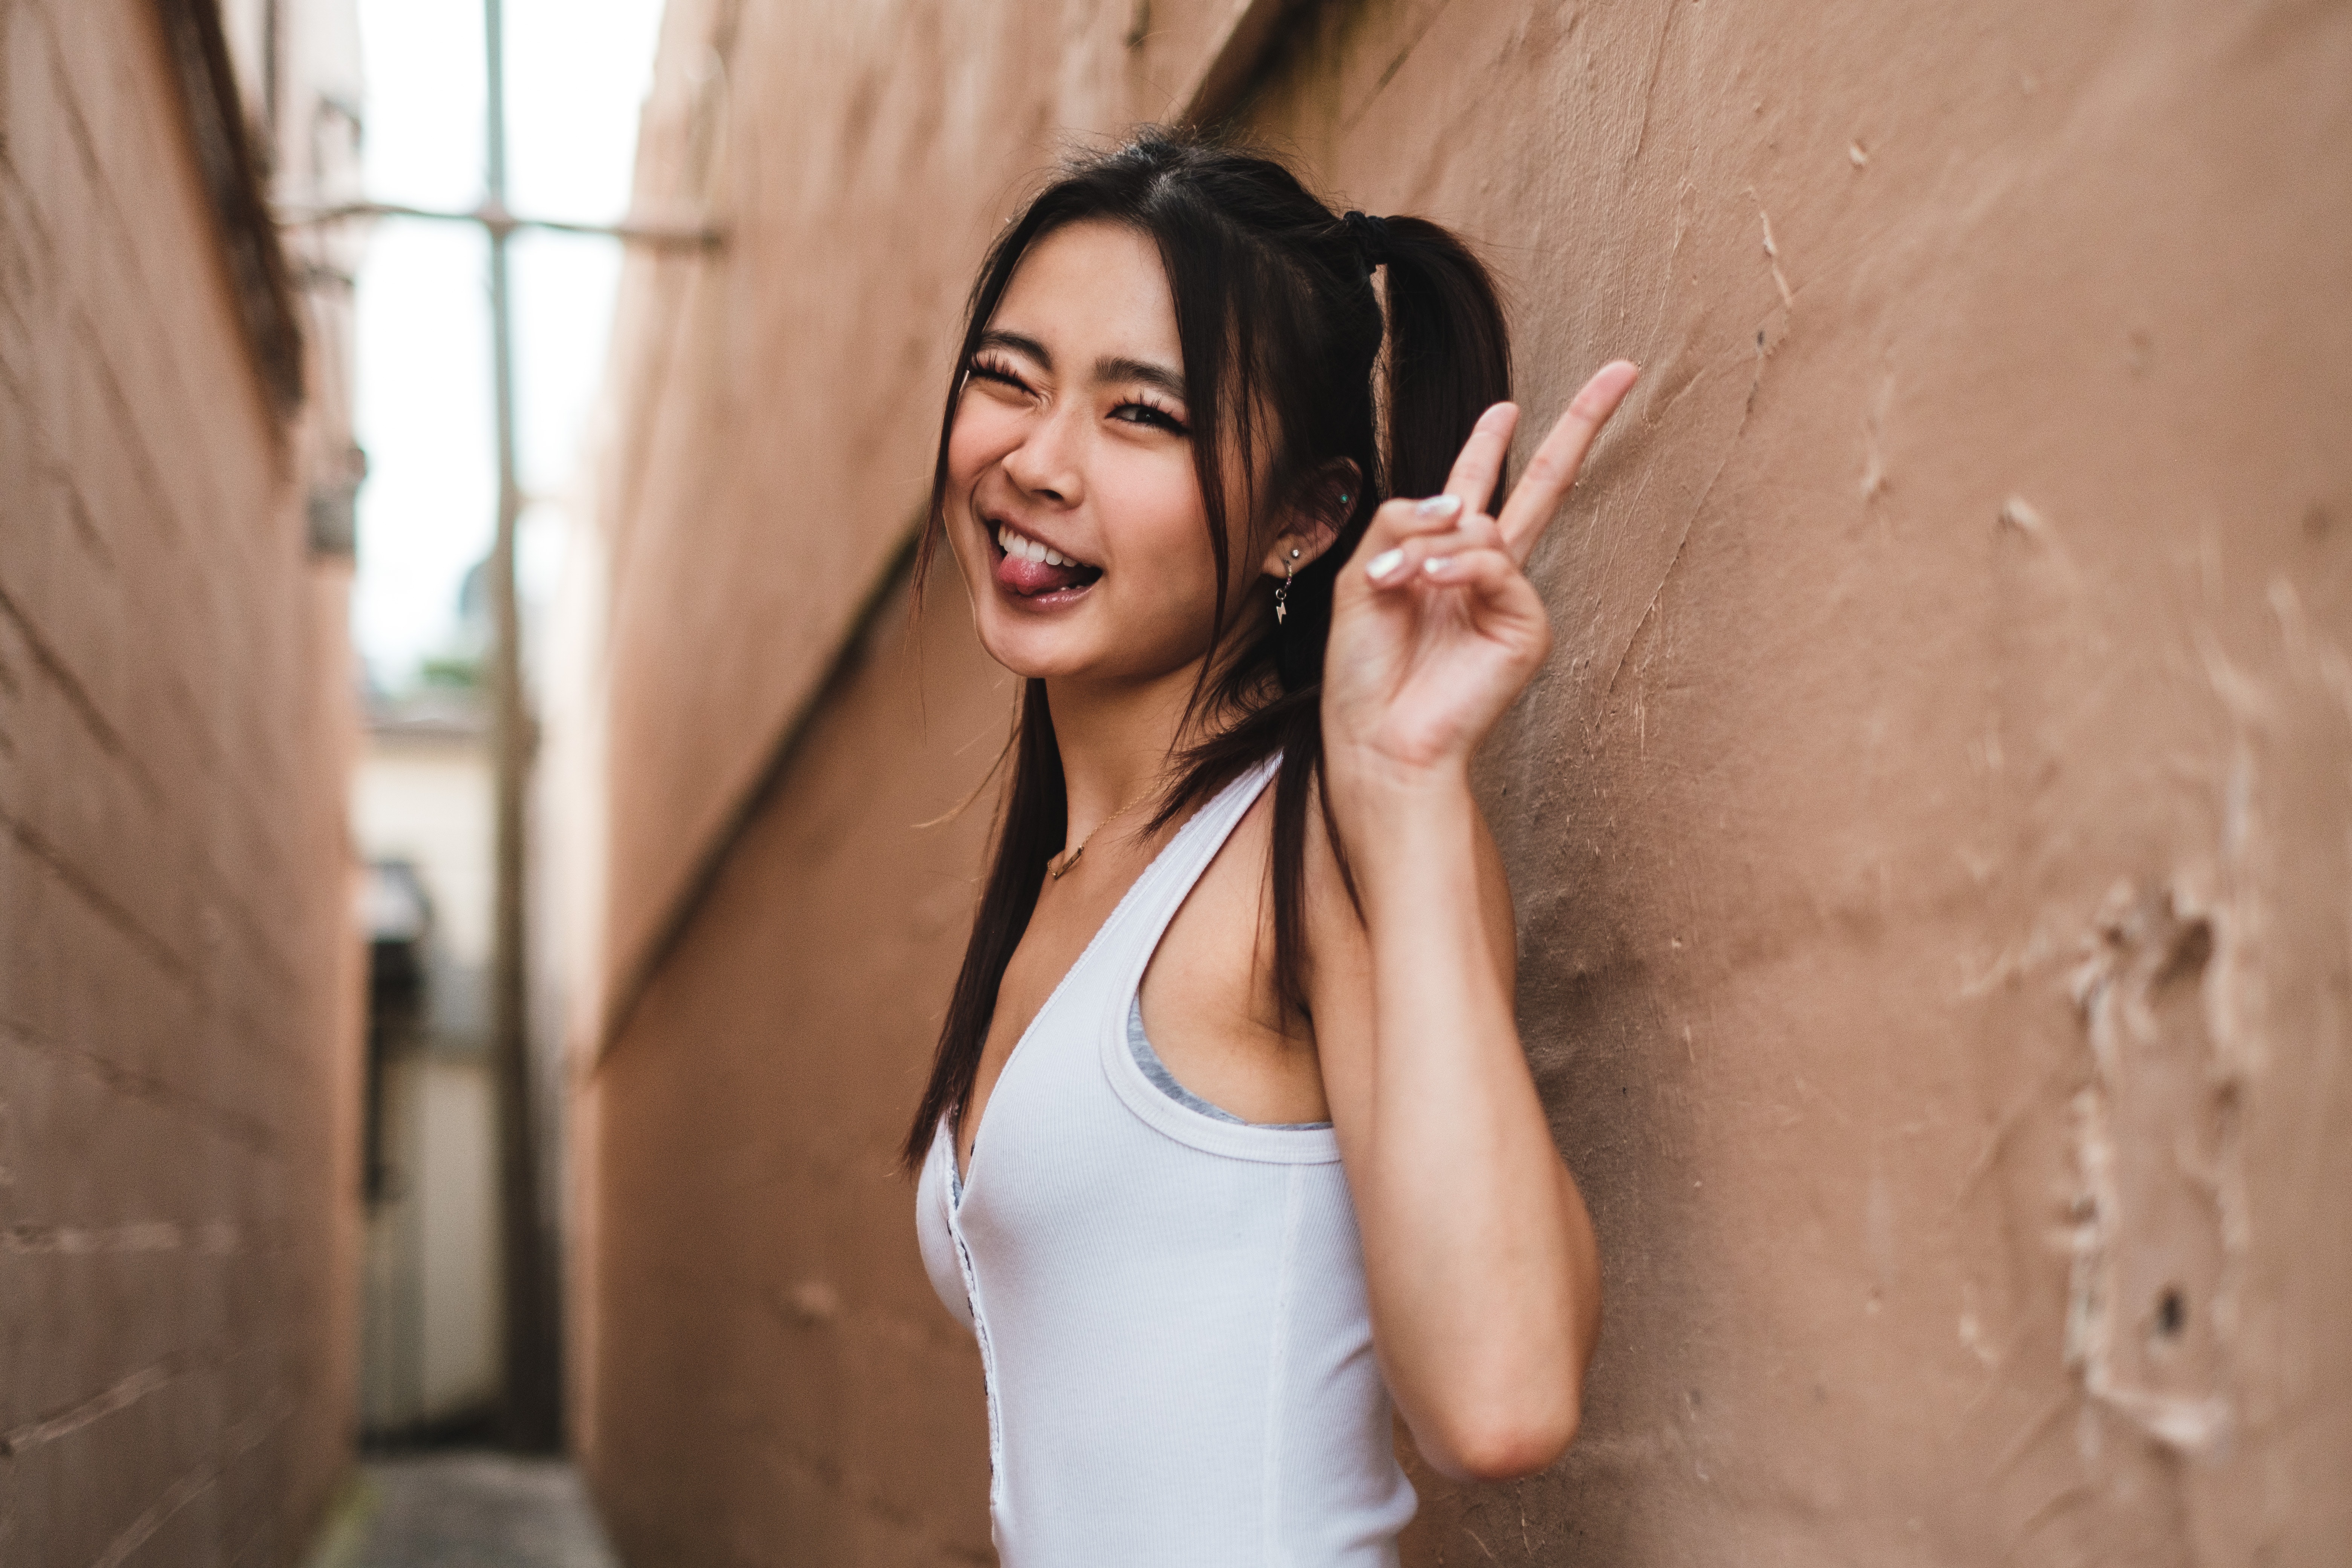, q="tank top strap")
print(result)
[1089,752,1280,995]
